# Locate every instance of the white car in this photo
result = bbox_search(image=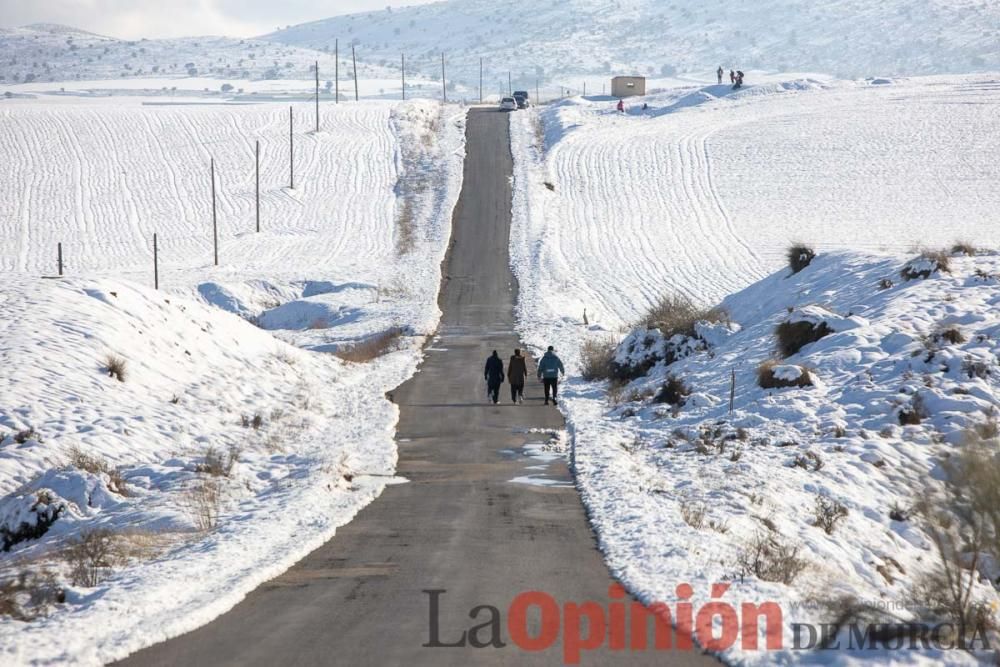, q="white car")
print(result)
[499,97,517,111]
